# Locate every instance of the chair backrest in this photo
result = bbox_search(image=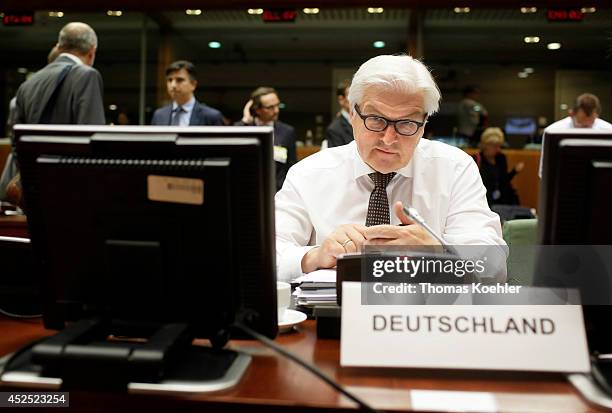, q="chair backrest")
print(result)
[503,218,538,286]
